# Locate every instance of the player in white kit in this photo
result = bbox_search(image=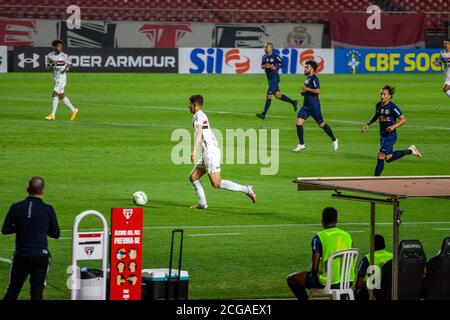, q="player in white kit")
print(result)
[188,95,256,209]
[434,38,450,98]
[45,40,79,120]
